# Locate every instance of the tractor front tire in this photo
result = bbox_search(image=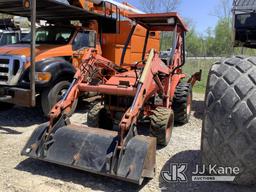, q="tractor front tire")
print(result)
[87,103,113,129]
[172,82,192,125]
[202,56,256,185]
[150,107,174,146]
